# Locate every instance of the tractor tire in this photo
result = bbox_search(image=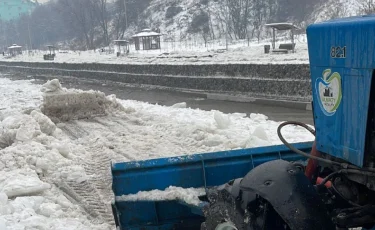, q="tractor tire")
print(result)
[201,201,247,230]
[201,184,249,230]
[201,180,290,230]
[201,197,290,230]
